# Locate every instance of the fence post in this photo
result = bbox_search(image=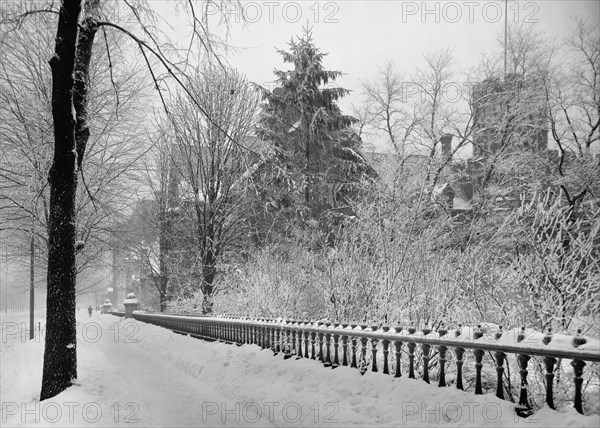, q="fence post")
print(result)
[332,323,340,368]
[382,325,390,375]
[571,359,586,414]
[371,324,379,373]
[303,324,310,359]
[317,323,325,363]
[310,329,317,360]
[324,323,332,367]
[474,349,485,395]
[421,328,432,383]
[495,351,506,399]
[544,356,556,409]
[407,328,416,379]
[517,354,531,407]
[297,323,304,358]
[123,293,139,318]
[341,323,349,366]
